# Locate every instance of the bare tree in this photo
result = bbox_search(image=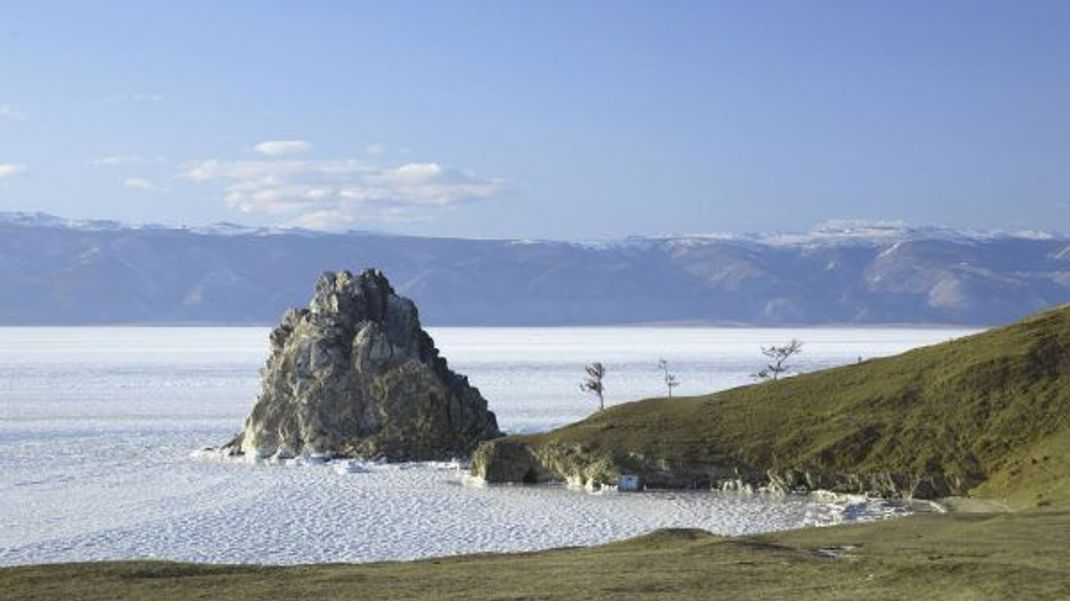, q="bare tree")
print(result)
[657,358,680,397]
[752,339,803,381]
[580,362,606,410]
